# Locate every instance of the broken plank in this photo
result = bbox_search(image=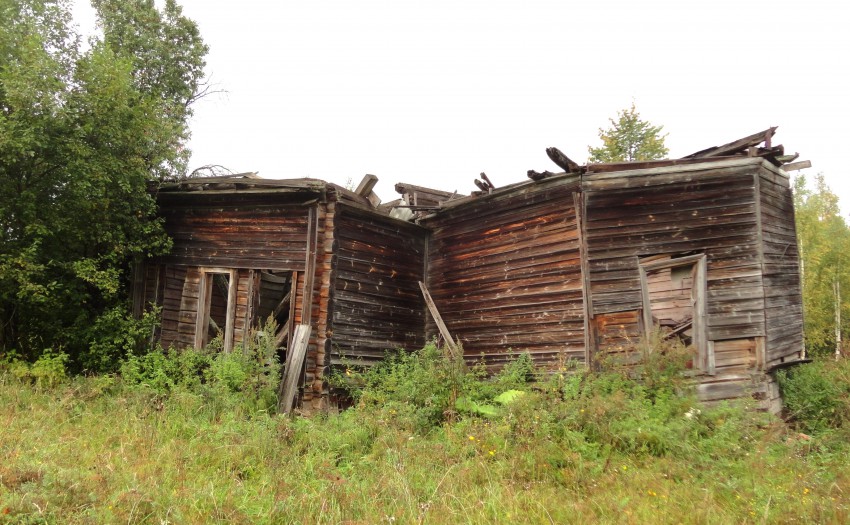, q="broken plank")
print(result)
[278,324,312,414]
